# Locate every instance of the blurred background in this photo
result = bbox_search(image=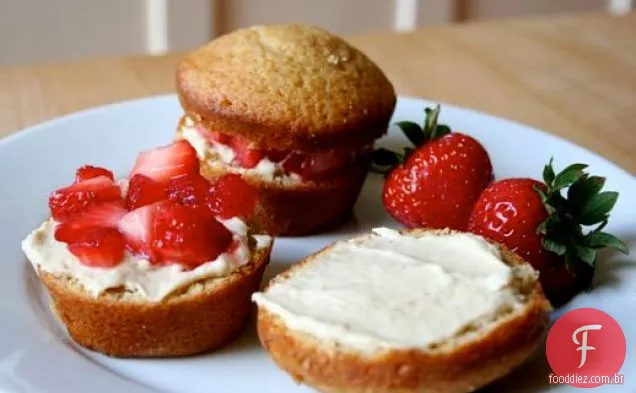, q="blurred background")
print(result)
[0,0,633,67]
